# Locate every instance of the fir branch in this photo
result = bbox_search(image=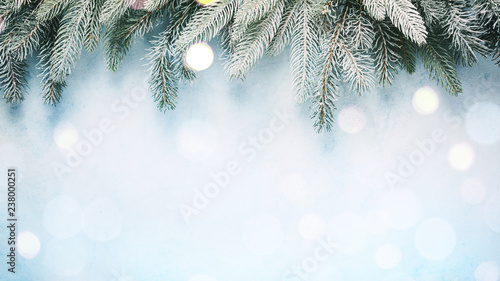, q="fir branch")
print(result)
[266,0,299,56]
[420,34,462,95]
[290,0,321,102]
[229,0,284,78]
[385,0,427,44]
[398,33,417,73]
[36,0,72,22]
[8,5,49,60]
[232,0,279,41]
[417,0,446,26]
[373,20,400,86]
[144,0,171,12]
[84,0,105,52]
[0,48,29,103]
[345,8,375,50]
[363,0,385,21]
[105,4,167,71]
[99,0,130,25]
[49,0,93,83]
[175,0,240,51]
